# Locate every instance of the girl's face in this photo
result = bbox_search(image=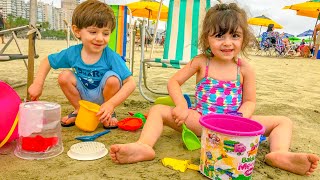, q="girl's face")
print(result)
[73,25,111,54]
[208,27,243,61]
